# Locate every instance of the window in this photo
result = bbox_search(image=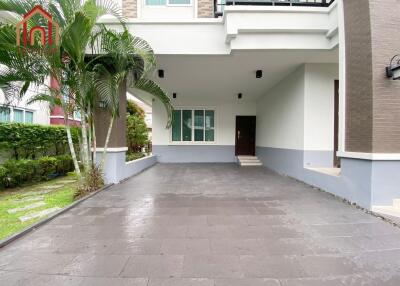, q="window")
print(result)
[25,111,33,124]
[168,0,190,4]
[172,109,215,142]
[146,0,190,5]
[146,0,166,5]
[14,109,24,123]
[0,107,10,122]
